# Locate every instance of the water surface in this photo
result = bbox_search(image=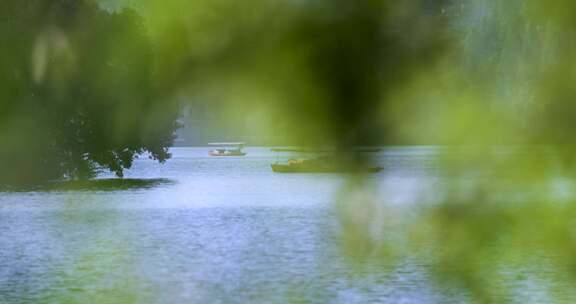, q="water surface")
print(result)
[0,147,522,303]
